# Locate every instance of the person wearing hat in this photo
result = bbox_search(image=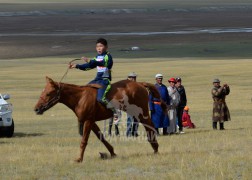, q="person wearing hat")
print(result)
[127,72,137,82]
[125,72,139,137]
[108,72,139,137]
[108,109,121,136]
[175,77,187,133]
[149,74,170,135]
[167,77,180,134]
[182,106,196,128]
[211,78,231,130]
